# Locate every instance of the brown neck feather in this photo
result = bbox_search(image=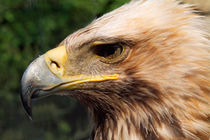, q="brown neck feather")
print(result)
[87,79,209,140]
